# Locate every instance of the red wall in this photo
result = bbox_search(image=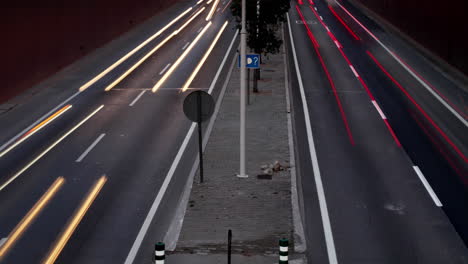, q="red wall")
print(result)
[0,0,179,103]
[354,0,468,77]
